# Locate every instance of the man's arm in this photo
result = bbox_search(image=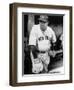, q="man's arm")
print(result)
[29,45,39,59]
[29,25,38,59]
